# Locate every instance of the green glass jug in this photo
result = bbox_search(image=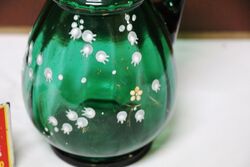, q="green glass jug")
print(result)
[22,0,184,166]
